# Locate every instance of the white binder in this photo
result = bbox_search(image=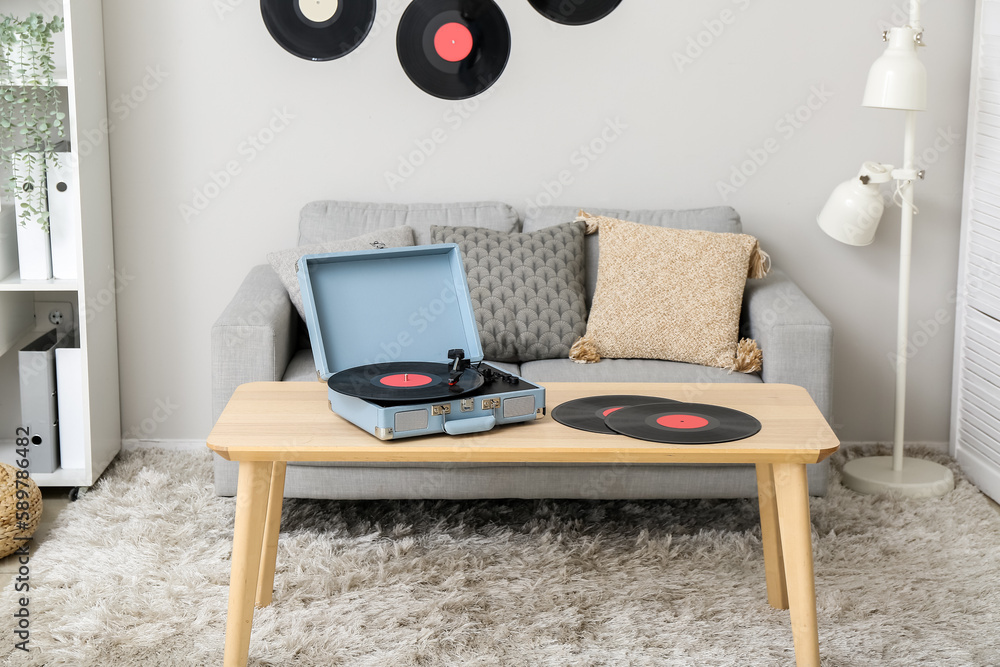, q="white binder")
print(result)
[12,149,52,281]
[55,347,84,470]
[46,146,78,280]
